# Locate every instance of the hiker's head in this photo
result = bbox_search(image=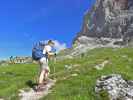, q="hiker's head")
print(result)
[48,40,55,47]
